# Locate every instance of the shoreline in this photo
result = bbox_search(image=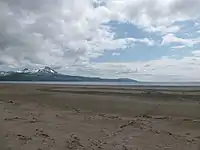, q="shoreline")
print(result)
[1,81,200,87]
